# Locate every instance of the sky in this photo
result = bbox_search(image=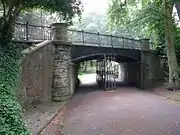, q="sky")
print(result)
[76,0,180,24]
[81,0,109,15]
